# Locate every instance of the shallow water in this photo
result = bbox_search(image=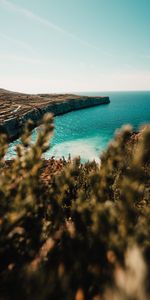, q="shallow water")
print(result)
[7,91,150,162]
